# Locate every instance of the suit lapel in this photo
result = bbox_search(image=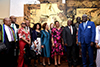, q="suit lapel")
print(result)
[66,26,71,34]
